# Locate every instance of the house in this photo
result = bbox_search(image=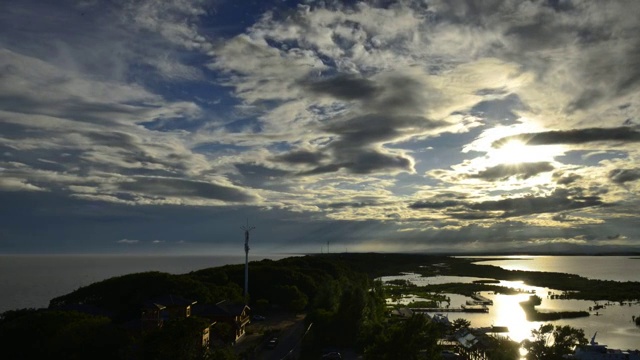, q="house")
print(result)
[192,300,251,342]
[147,294,197,320]
[141,295,213,348]
[141,302,166,331]
[390,307,414,318]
